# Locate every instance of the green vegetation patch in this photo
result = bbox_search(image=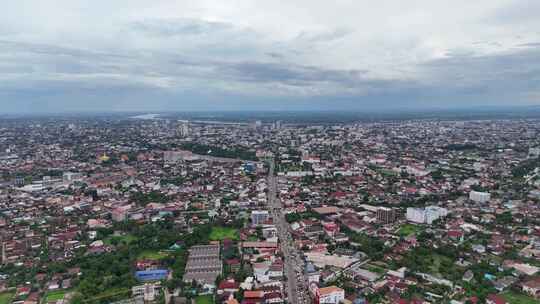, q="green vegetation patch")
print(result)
[180,143,257,161]
[380,169,398,177]
[130,191,170,206]
[87,288,131,304]
[366,265,386,274]
[138,250,169,260]
[209,227,239,241]
[512,156,540,178]
[46,290,67,302]
[429,254,453,277]
[195,295,214,304]
[104,234,138,246]
[398,224,422,237]
[0,292,14,304]
[501,291,538,304]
